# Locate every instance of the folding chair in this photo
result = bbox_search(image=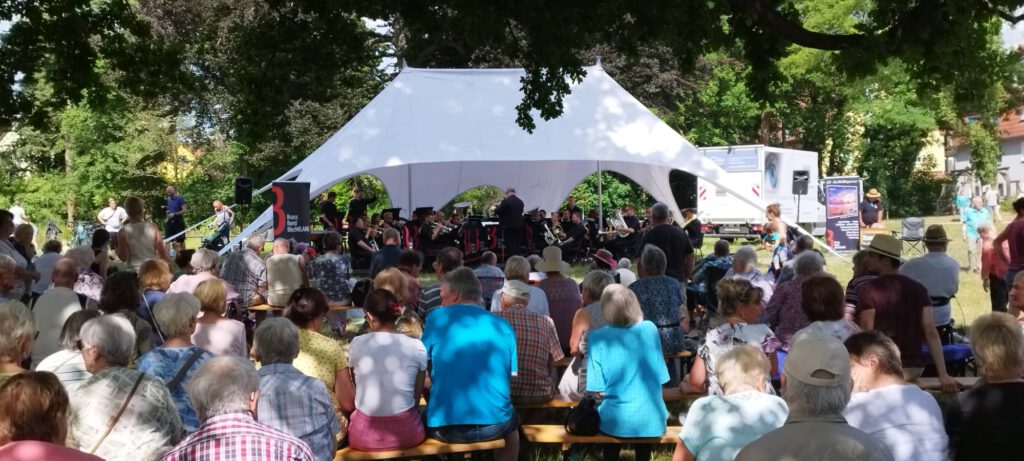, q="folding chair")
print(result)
[899,217,926,255]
